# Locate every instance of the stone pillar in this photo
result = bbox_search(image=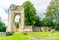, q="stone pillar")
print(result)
[6,10,15,32]
[19,9,24,32]
[11,13,15,32]
[6,10,12,32]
